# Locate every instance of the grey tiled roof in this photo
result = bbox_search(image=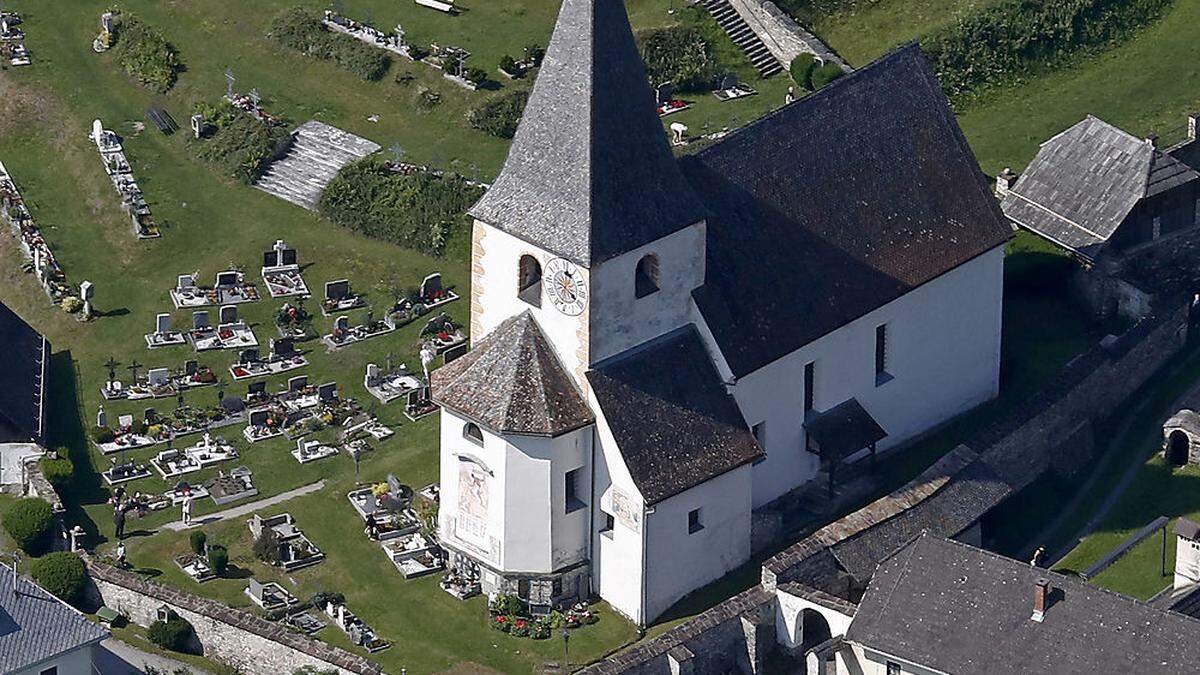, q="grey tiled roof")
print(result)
[847,533,1200,674]
[1001,115,1200,259]
[684,44,1012,378]
[468,0,707,266]
[0,301,48,443]
[0,562,109,672]
[586,327,763,504]
[431,311,593,436]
